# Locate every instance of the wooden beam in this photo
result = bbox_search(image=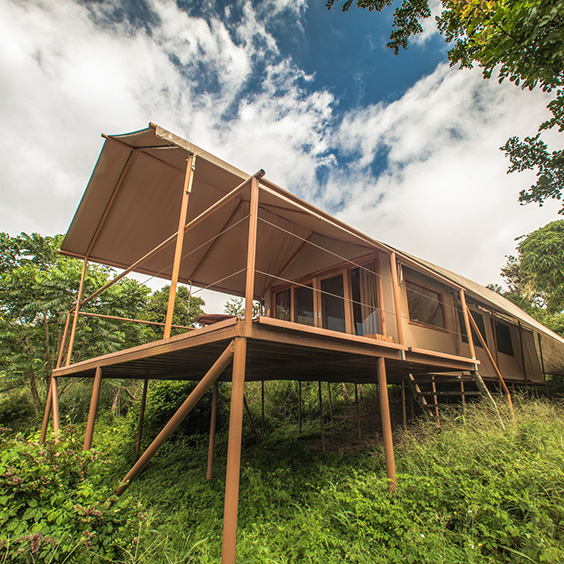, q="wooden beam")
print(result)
[207,381,219,480]
[135,378,149,459]
[83,367,103,450]
[389,252,404,345]
[459,290,477,363]
[377,358,396,492]
[65,259,89,366]
[221,337,248,564]
[244,177,260,328]
[52,377,60,433]
[318,381,325,453]
[164,154,196,339]
[116,342,234,496]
